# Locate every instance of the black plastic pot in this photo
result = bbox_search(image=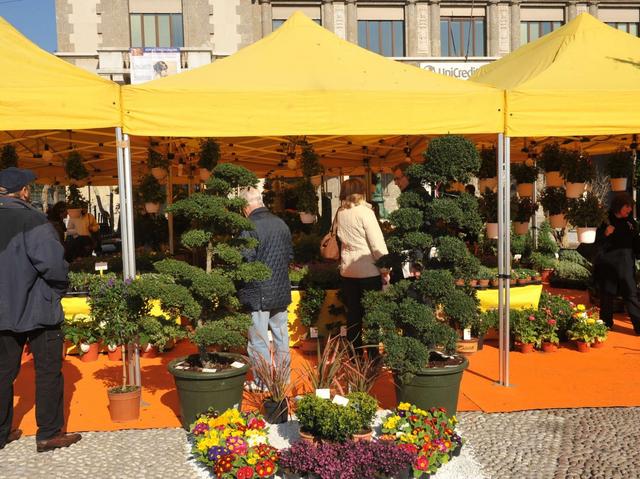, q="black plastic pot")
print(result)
[263,398,289,424]
[168,353,249,430]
